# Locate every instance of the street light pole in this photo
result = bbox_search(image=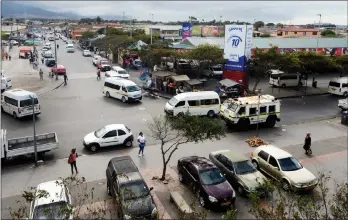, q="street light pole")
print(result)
[256,90,262,137]
[316,14,322,52]
[54,29,58,80]
[30,95,38,166]
[150,13,154,44]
